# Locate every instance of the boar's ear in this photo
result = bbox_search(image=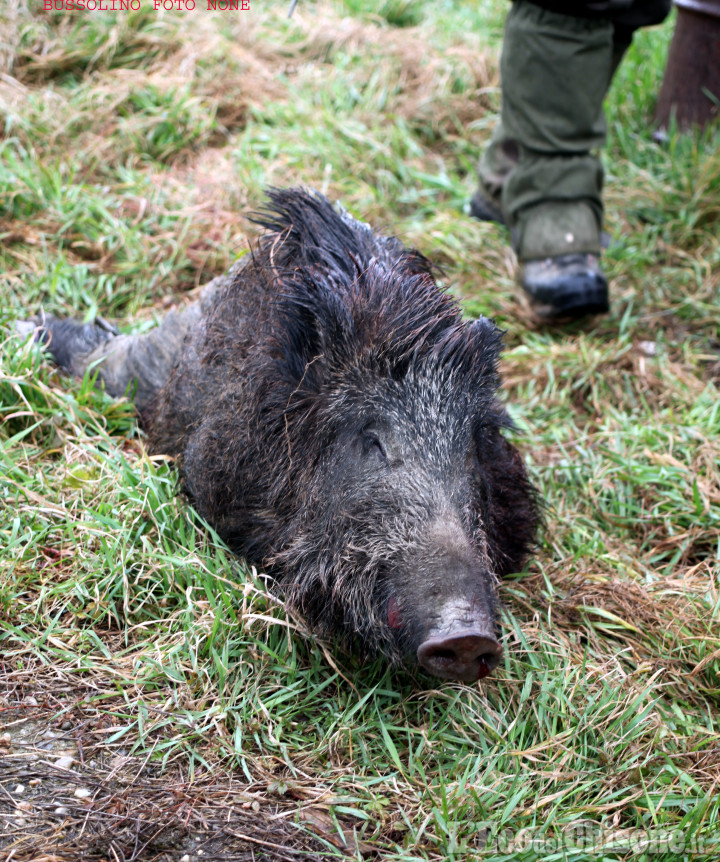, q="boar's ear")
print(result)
[468,315,502,347]
[466,316,504,386]
[274,293,323,386]
[274,281,350,389]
